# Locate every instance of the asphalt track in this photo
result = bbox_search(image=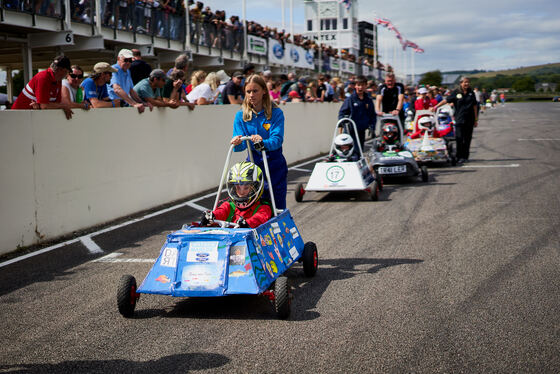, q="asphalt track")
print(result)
[1,102,559,373]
